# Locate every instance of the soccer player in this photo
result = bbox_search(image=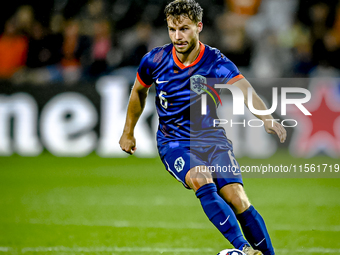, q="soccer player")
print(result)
[119,1,287,254]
